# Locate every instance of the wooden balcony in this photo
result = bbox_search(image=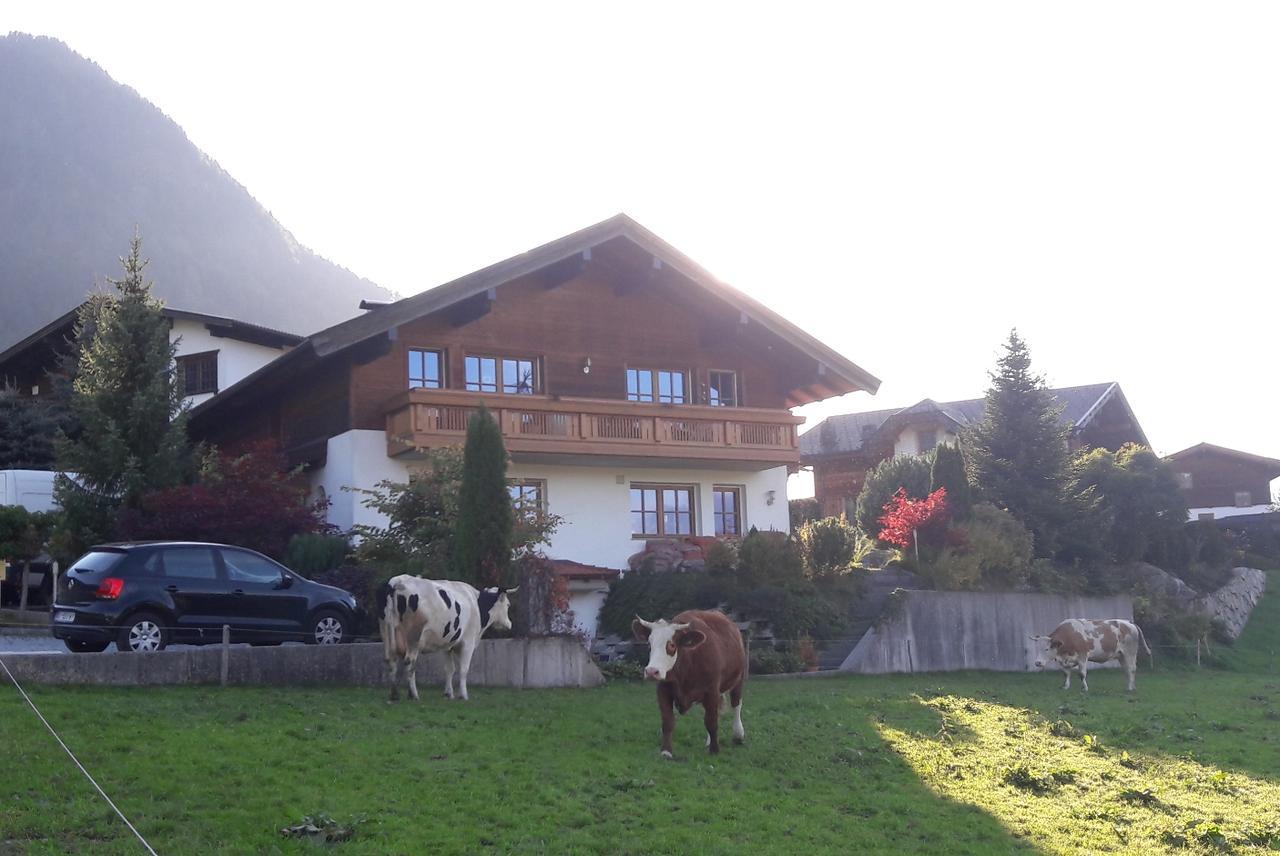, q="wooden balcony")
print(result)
[384,388,802,469]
